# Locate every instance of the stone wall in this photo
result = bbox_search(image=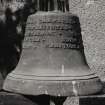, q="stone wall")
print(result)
[68,0,105,81]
